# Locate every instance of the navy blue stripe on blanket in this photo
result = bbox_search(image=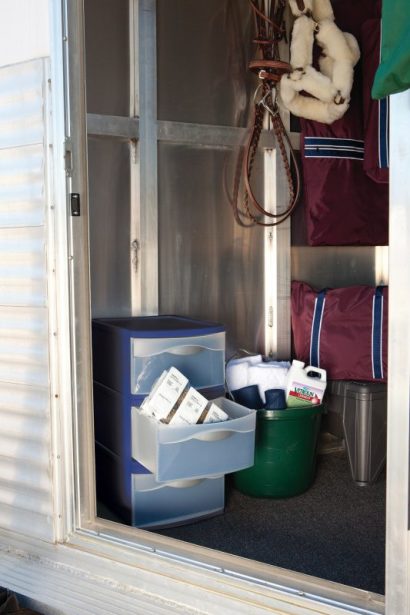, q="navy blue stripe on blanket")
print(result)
[304,149,364,160]
[304,137,364,149]
[310,289,327,368]
[372,286,384,379]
